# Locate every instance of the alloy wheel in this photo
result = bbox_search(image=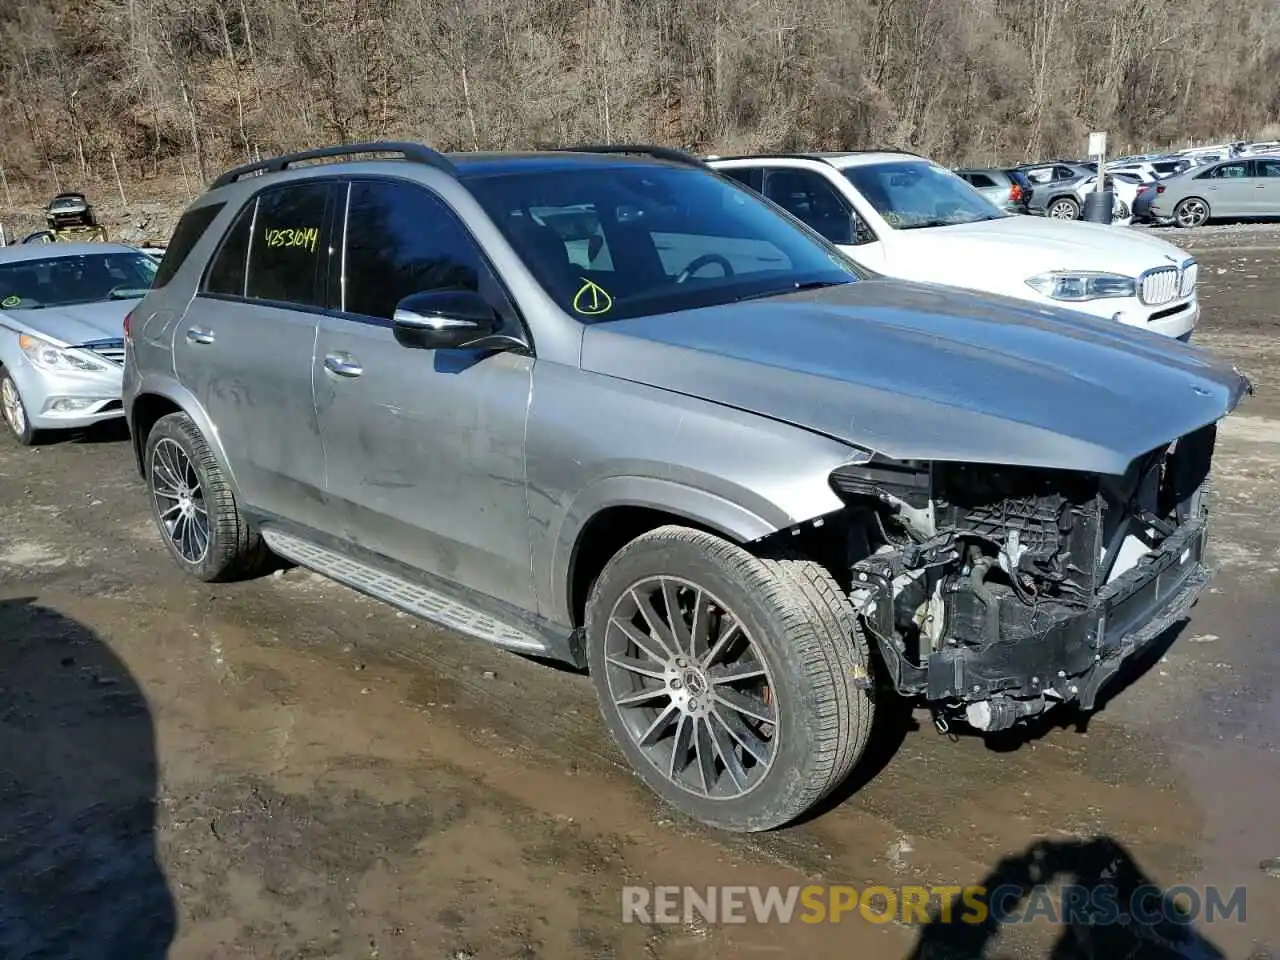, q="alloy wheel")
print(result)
[602,576,778,800]
[150,437,211,563]
[1048,199,1078,219]
[1,376,24,437]
[1176,199,1208,228]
